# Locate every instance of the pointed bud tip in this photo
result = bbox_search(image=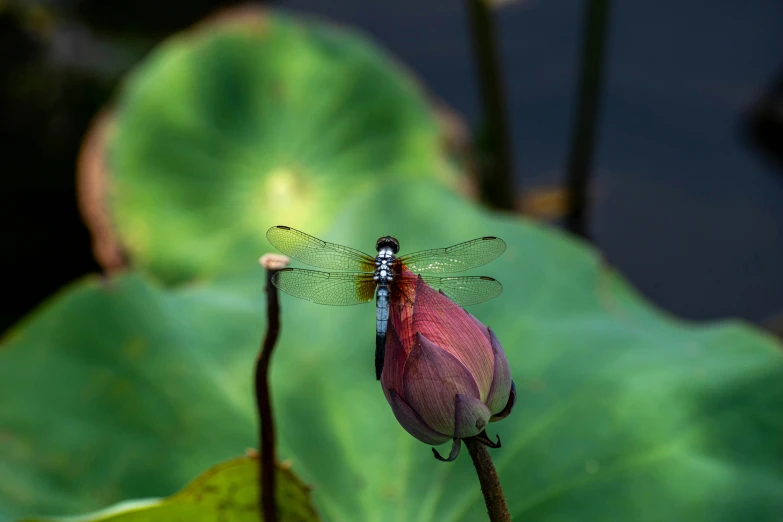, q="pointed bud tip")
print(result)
[454,394,492,439]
